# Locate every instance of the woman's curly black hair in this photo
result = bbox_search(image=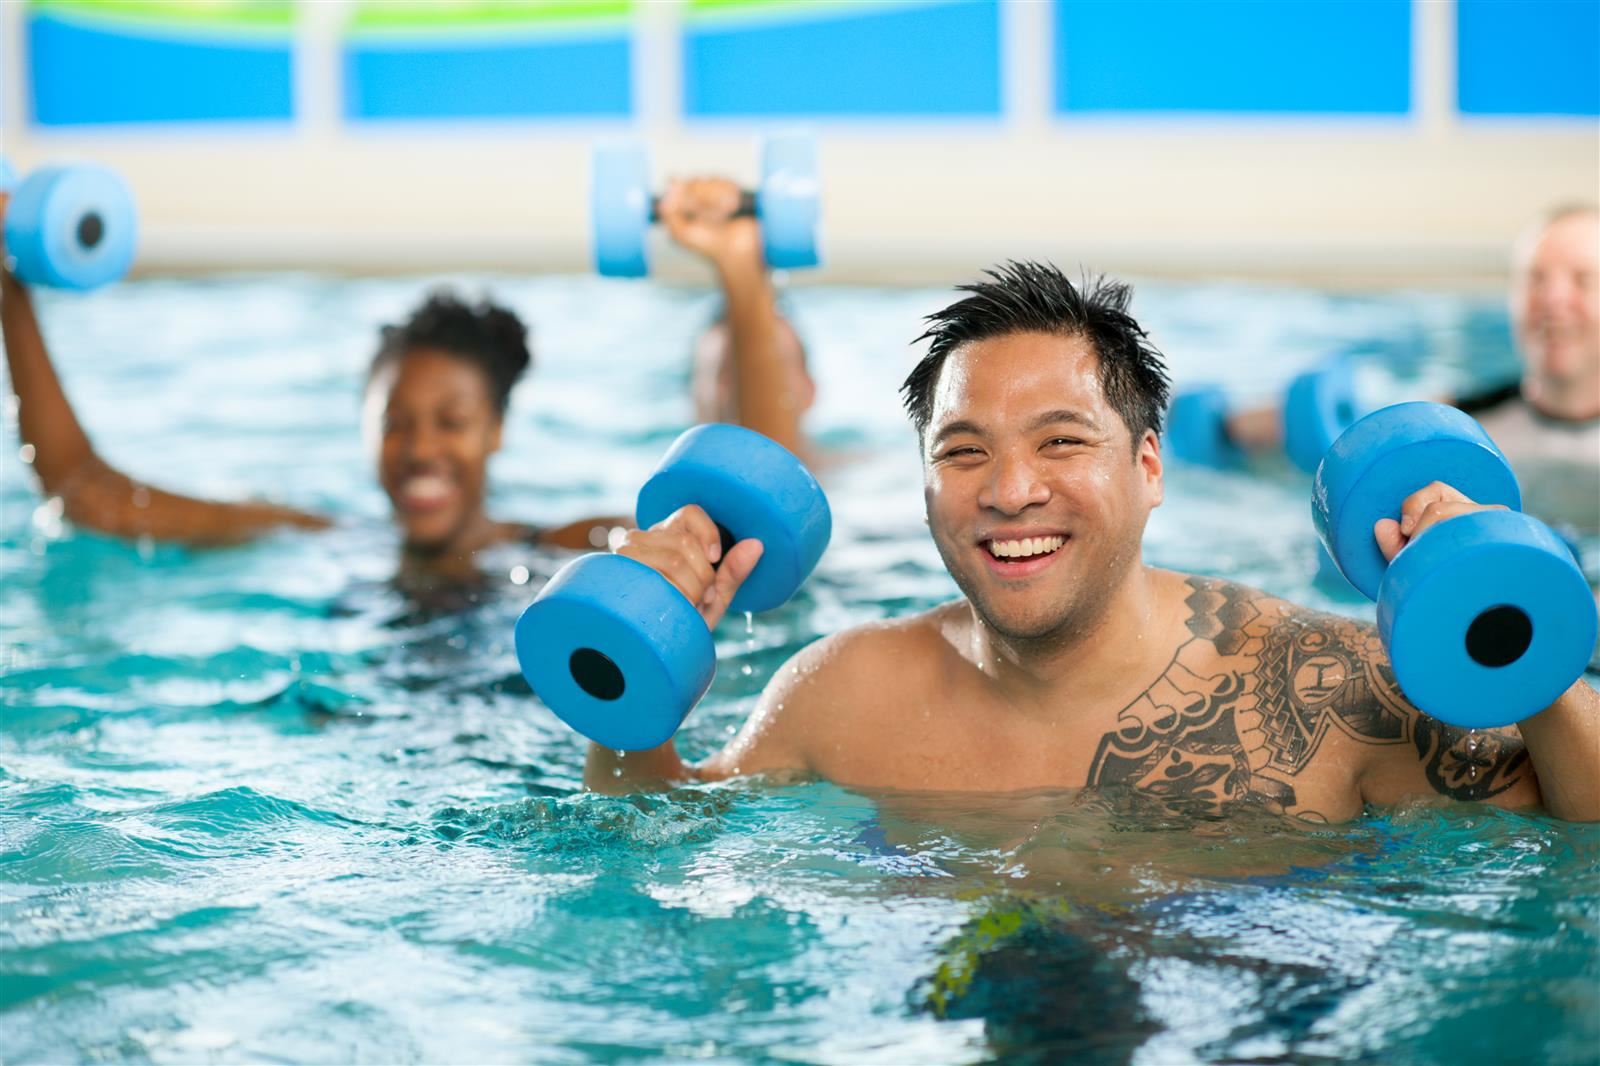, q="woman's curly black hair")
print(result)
[368,289,532,416]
